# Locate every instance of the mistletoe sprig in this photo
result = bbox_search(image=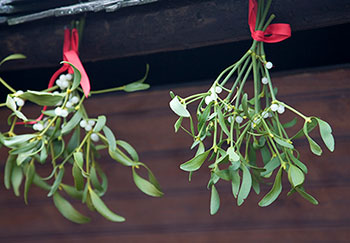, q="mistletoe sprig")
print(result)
[169,0,334,214]
[0,54,163,223]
